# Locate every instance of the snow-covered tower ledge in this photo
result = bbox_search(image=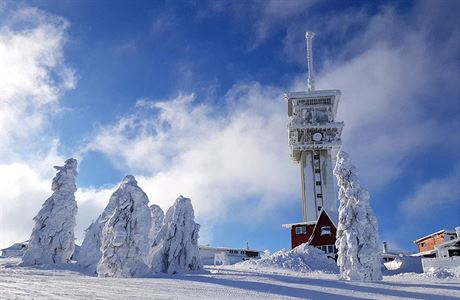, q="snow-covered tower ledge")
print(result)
[285,32,344,223]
